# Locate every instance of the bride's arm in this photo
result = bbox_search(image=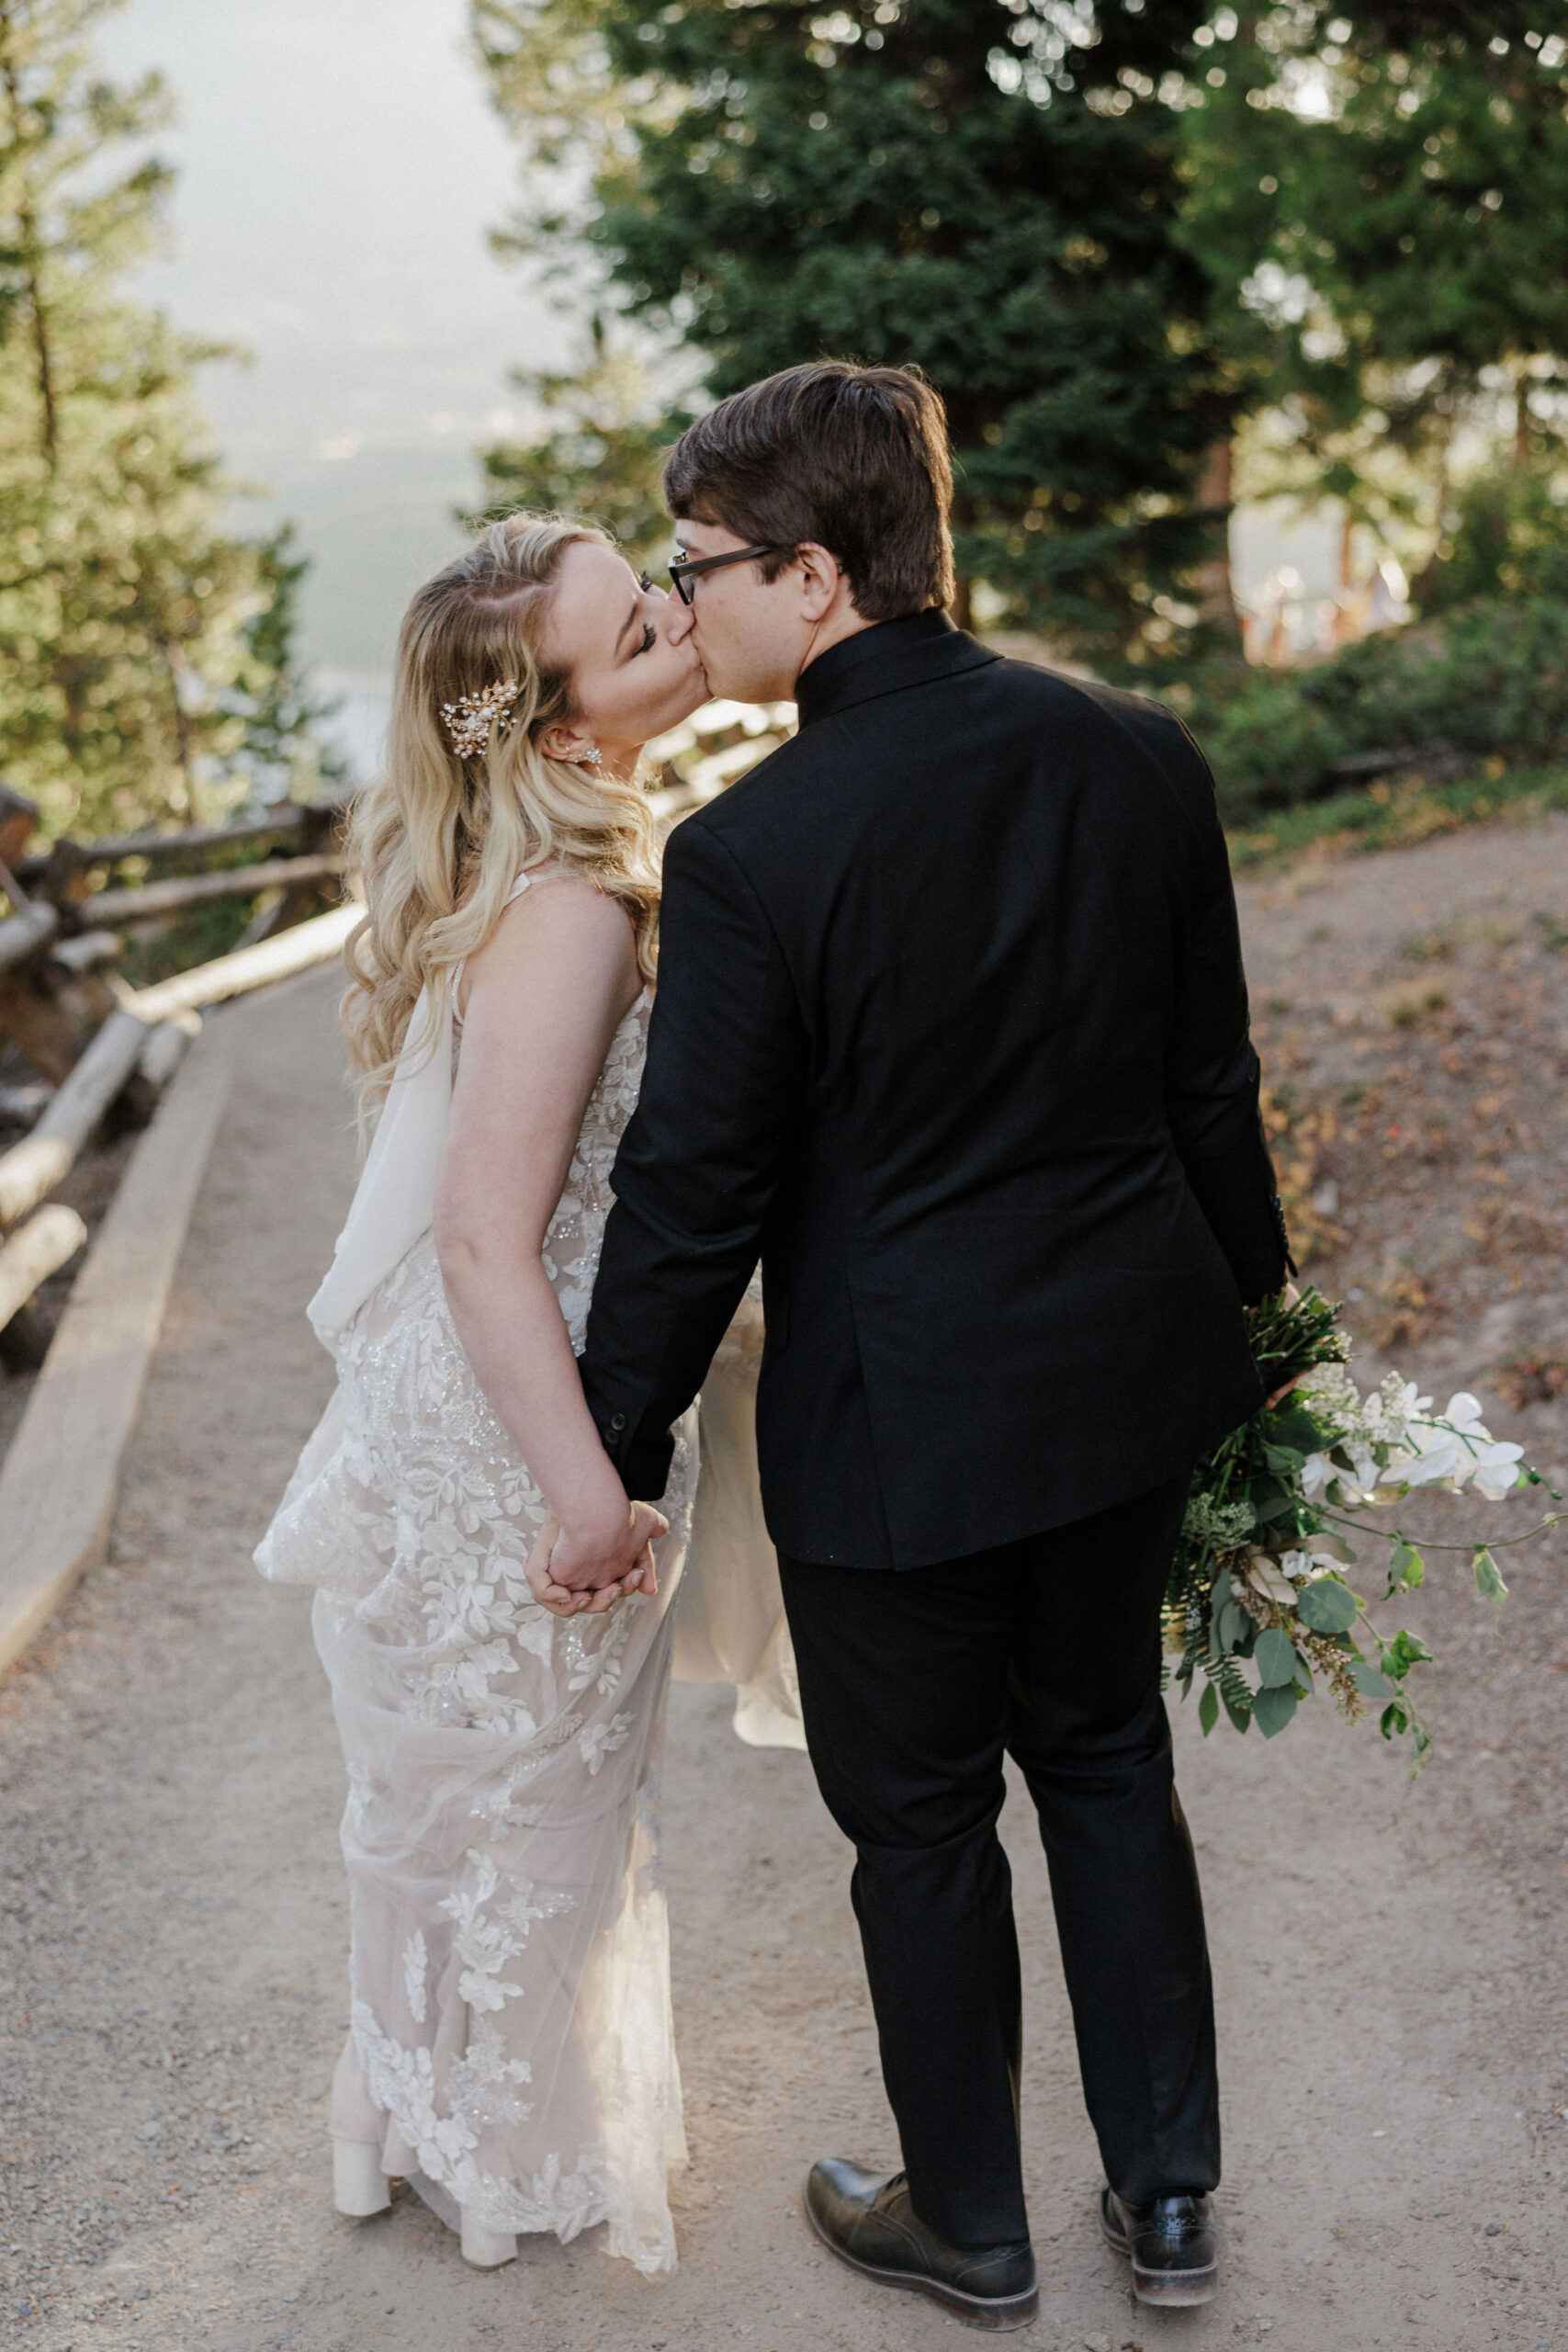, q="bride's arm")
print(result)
[434,876,664,1604]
